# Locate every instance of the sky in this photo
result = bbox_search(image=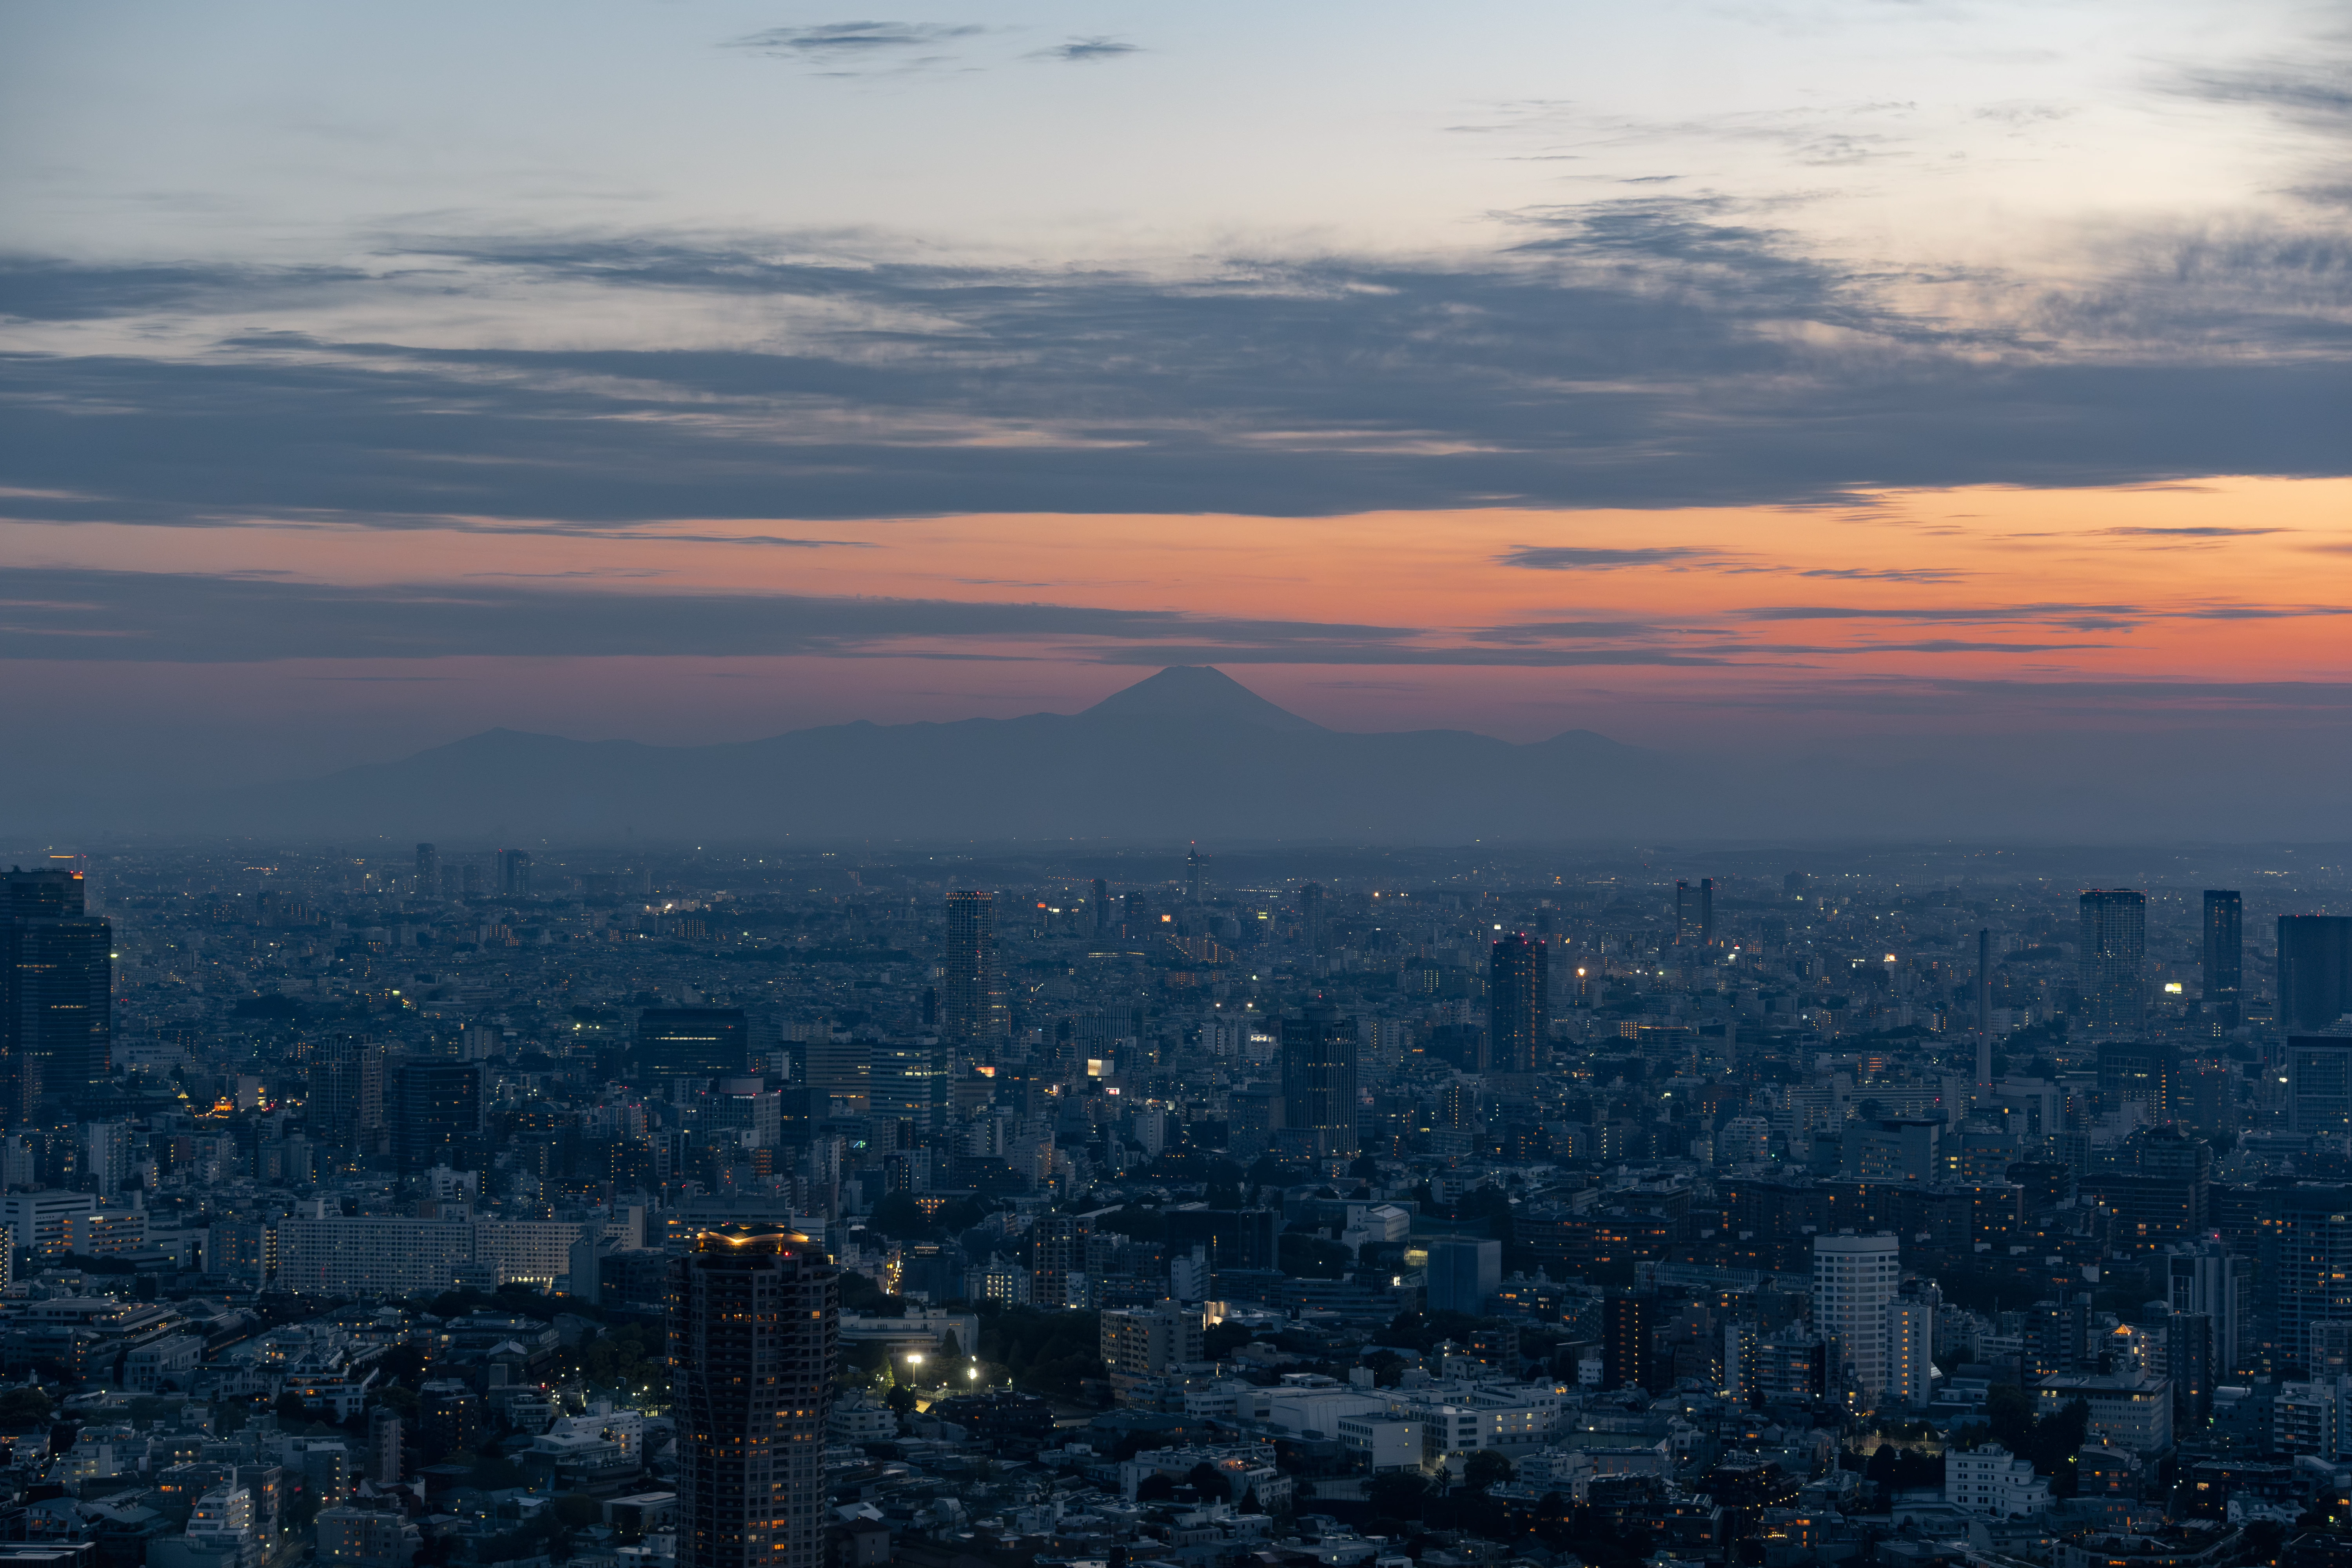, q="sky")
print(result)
[3,0,2350,802]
